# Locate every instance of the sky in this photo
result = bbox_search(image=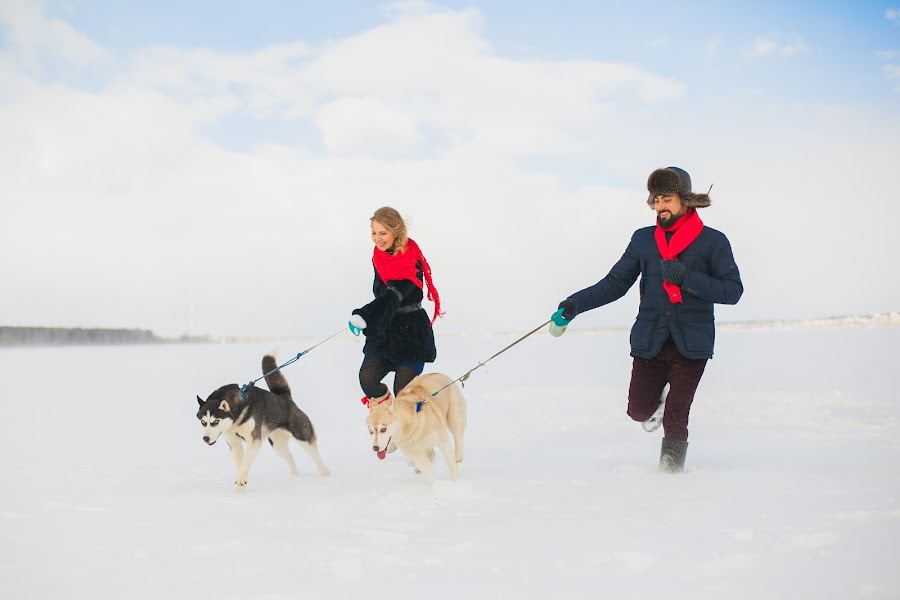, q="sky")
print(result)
[1,0,899,338]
